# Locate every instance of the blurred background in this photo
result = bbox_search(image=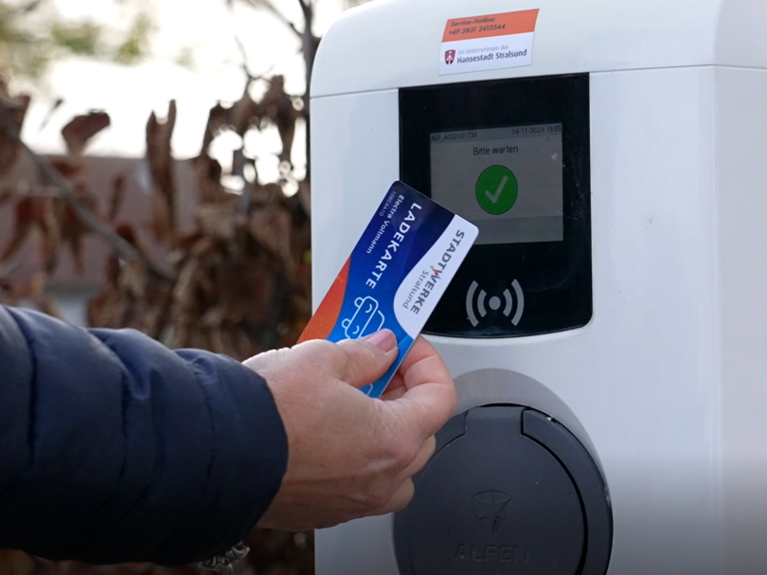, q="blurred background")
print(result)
[0,0,366,573]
